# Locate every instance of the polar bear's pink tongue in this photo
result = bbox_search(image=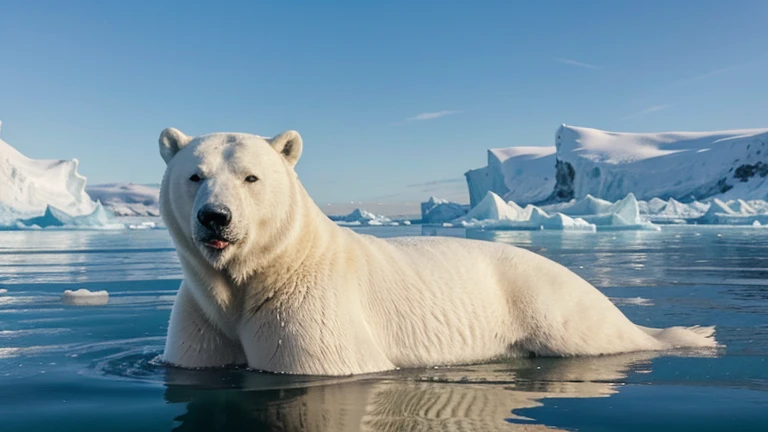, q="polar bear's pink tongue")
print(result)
[206,240,229,250]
